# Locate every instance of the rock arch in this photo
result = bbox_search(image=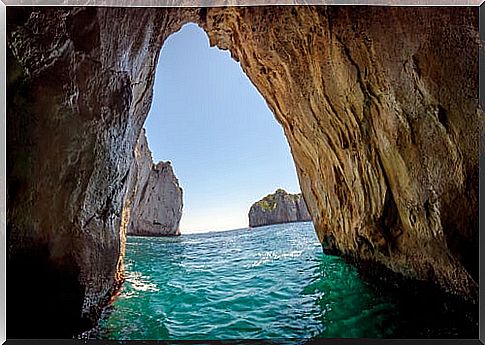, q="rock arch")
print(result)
[6,6,479,337]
